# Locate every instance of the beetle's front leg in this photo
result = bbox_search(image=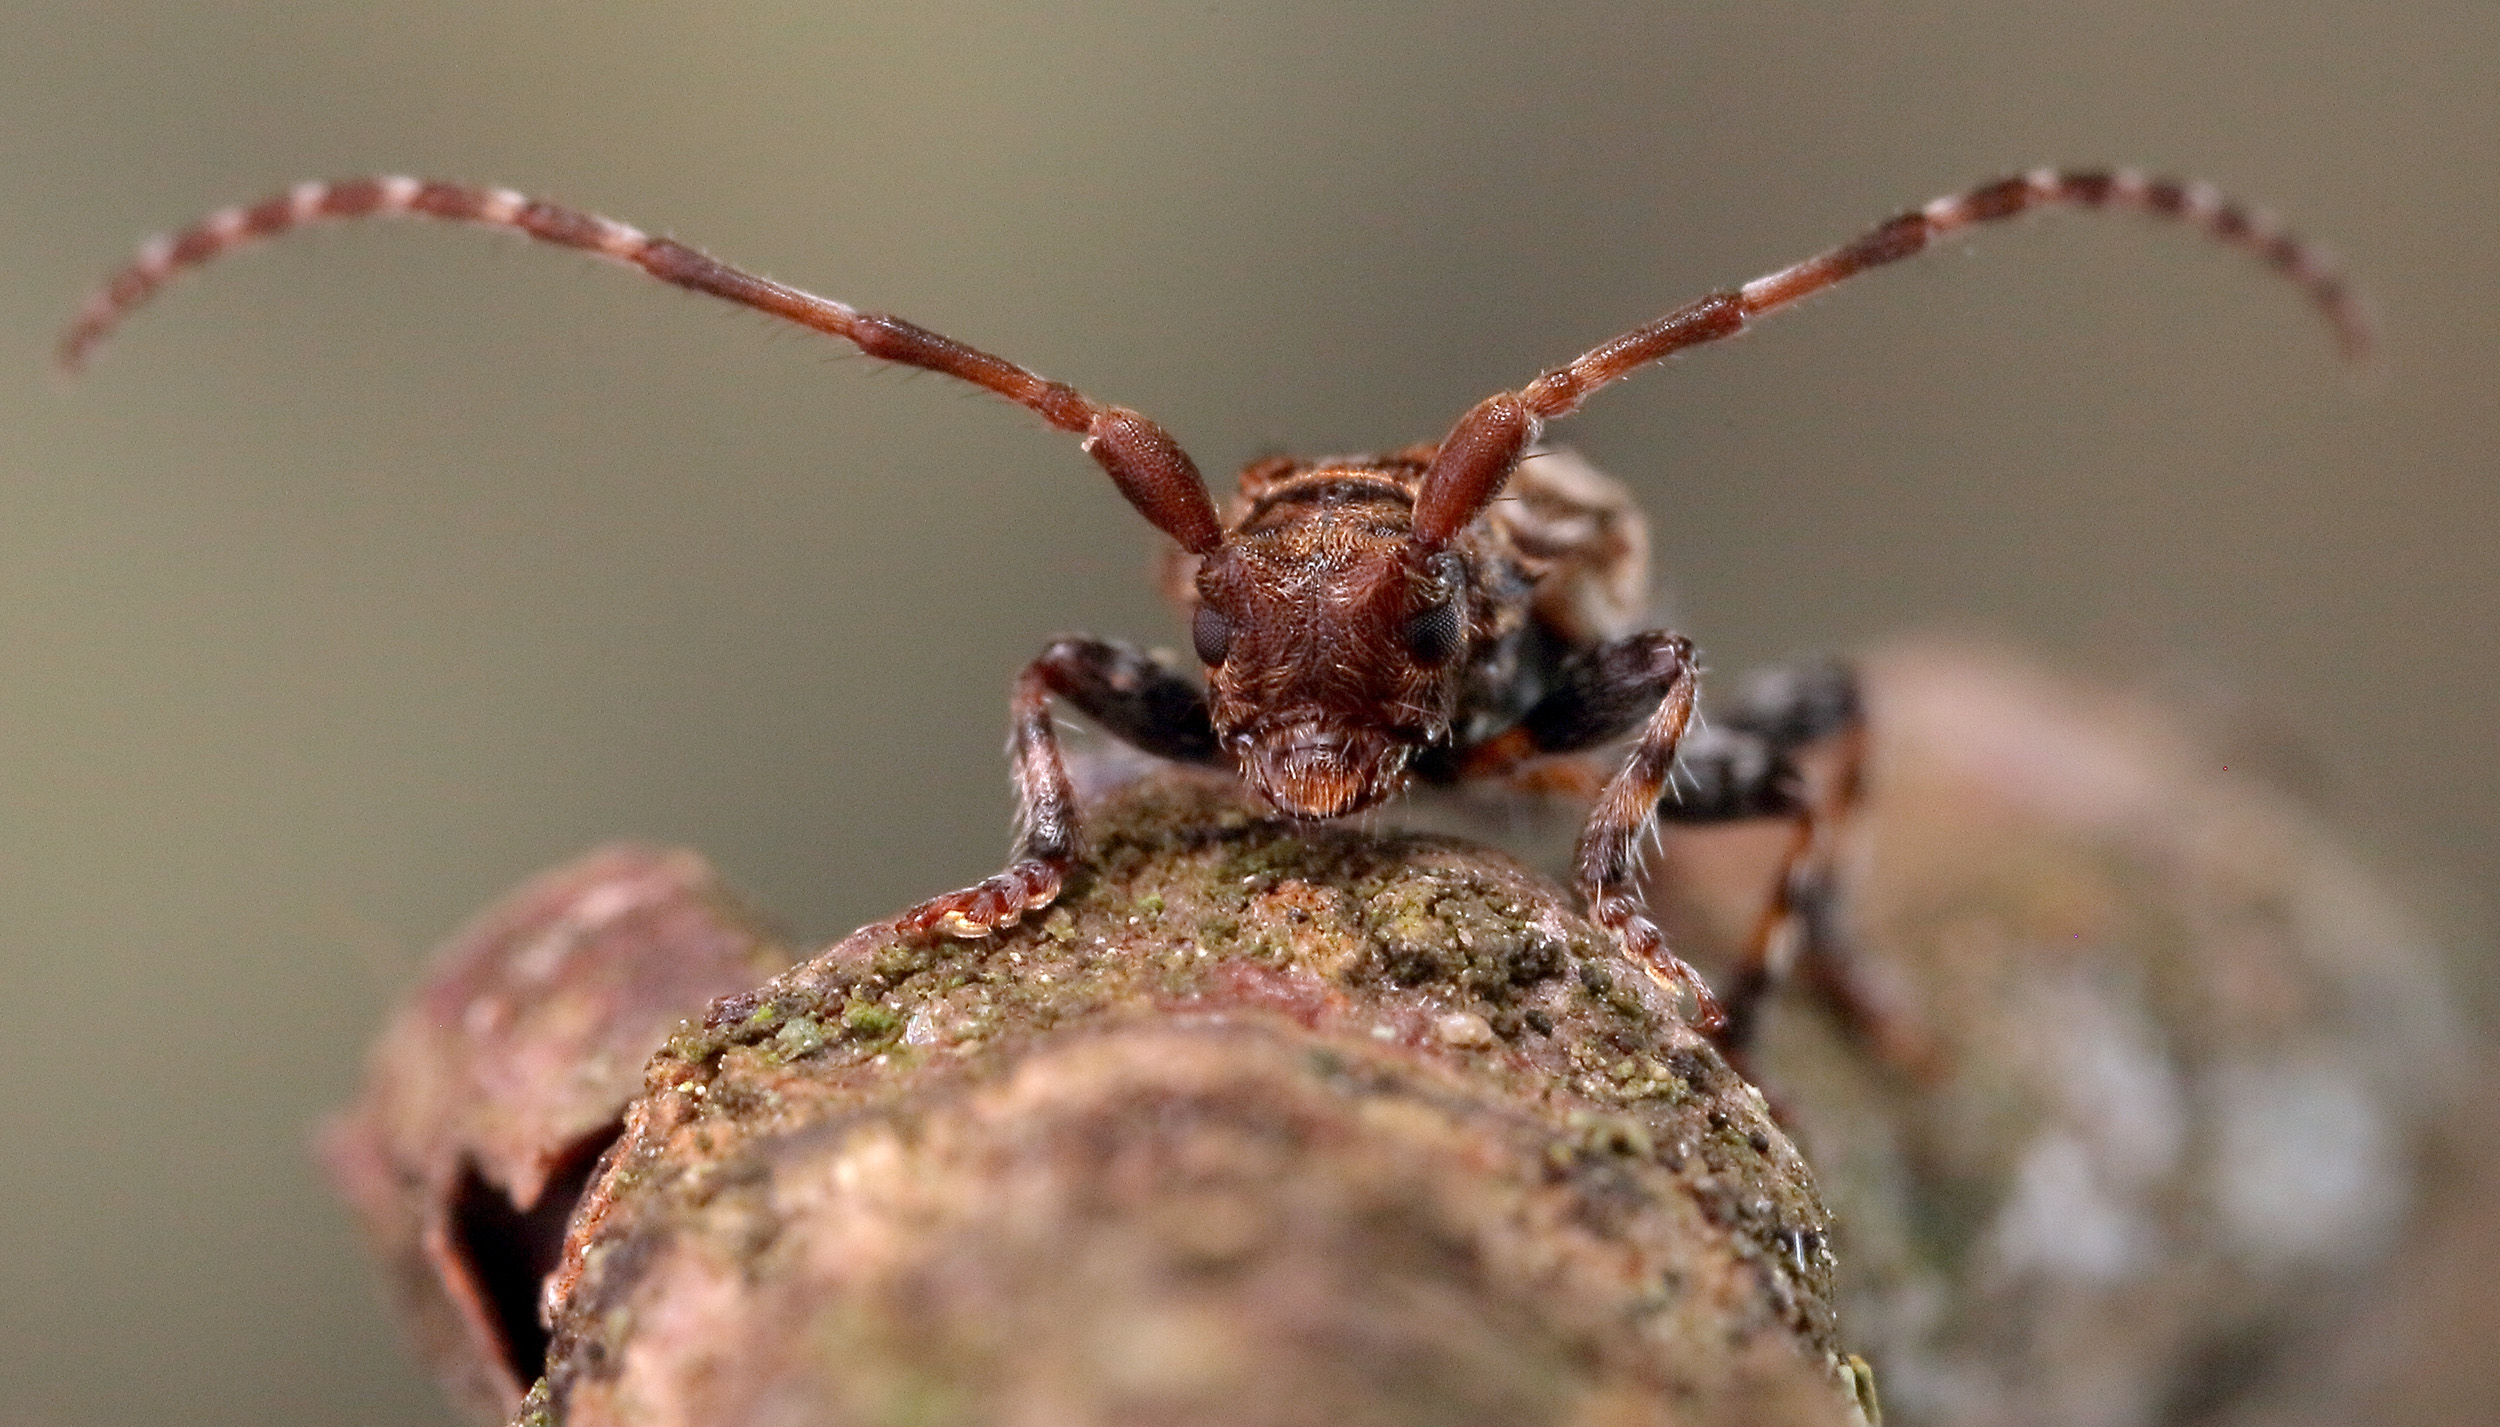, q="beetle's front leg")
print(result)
[895,638,1218,939]
[1489,633,1727,1030]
